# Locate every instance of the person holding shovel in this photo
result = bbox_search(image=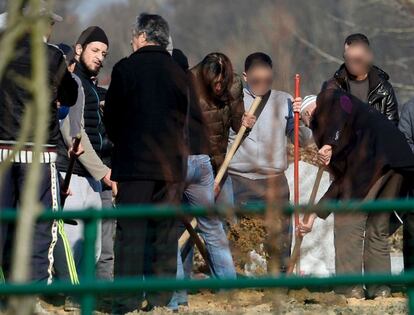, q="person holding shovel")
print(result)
[175,53,256,279]
[176,53,256,286]
[192,52,257,203]
[298,89,414,299]
[168,51,256,309]
[227,52,312,273]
